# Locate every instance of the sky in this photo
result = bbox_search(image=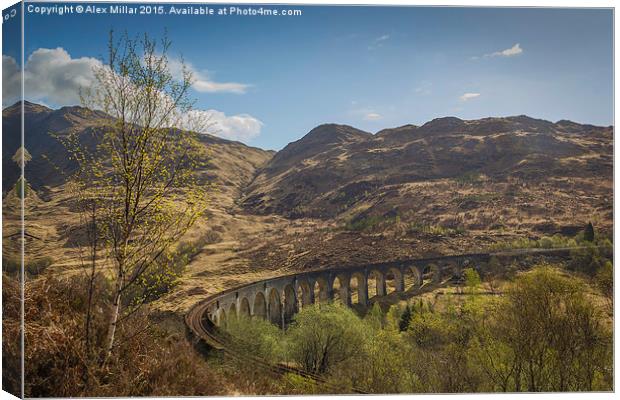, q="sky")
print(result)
[2,3,614,150]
